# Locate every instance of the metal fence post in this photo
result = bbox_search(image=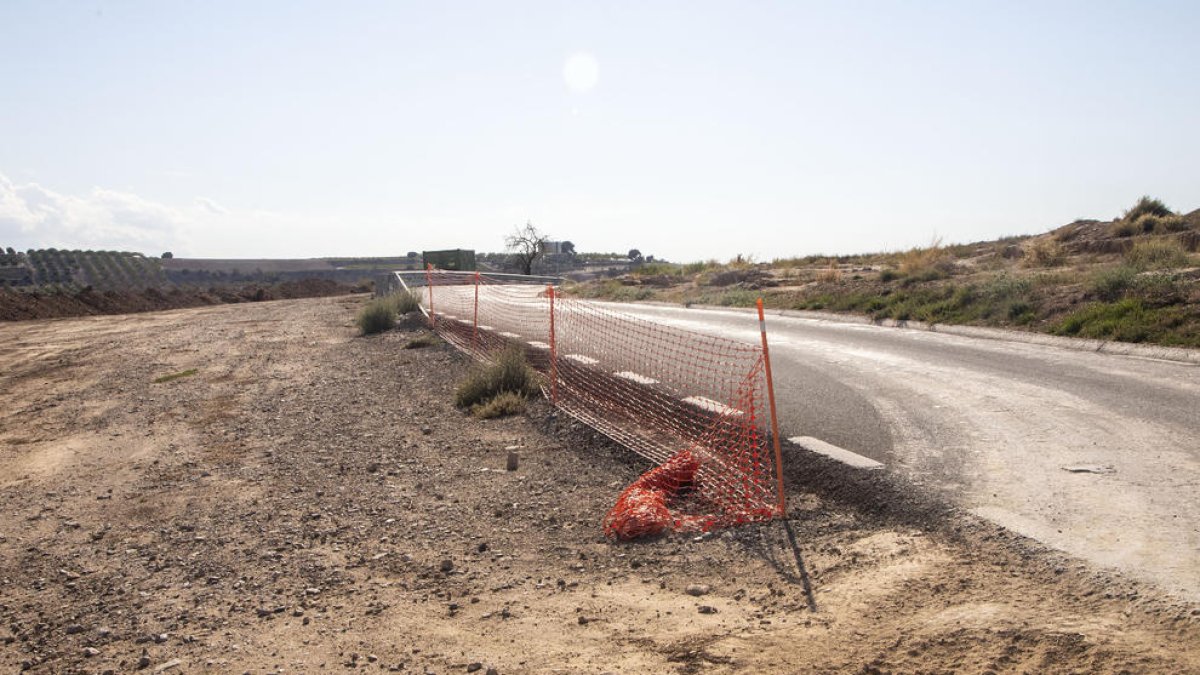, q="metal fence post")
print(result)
[425,264,435,328]
[757,298,786,517]
[548,284,558,406]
